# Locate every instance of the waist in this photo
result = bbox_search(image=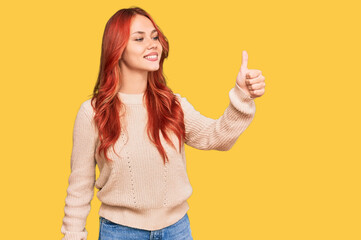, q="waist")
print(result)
[98,200,190,231]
